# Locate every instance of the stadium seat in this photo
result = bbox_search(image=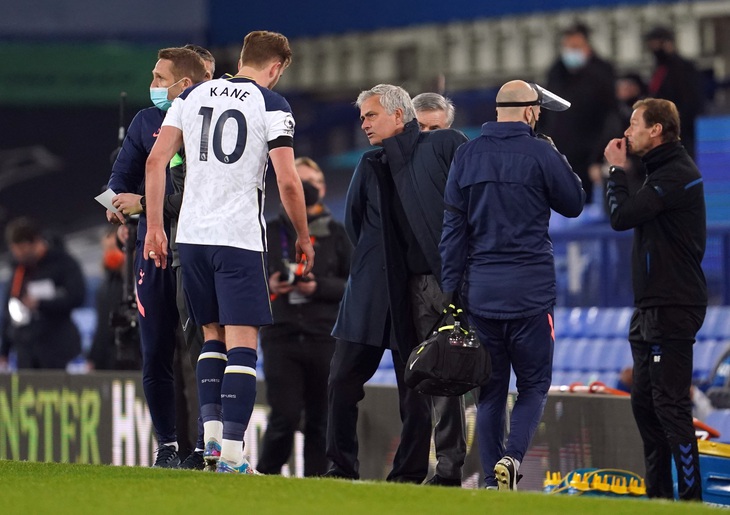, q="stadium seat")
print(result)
[704,409,730,444]
[553,307,569,339]
[699,307,722,340]
[583,309,615,338]
[552,337,574,371]
[606,338,633,372]
[561,338,593,371]
[614,308,633,338]
[580,337,607,370]
[586,338,630,374]
[694,340,723,381]
[562,308,591,338]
